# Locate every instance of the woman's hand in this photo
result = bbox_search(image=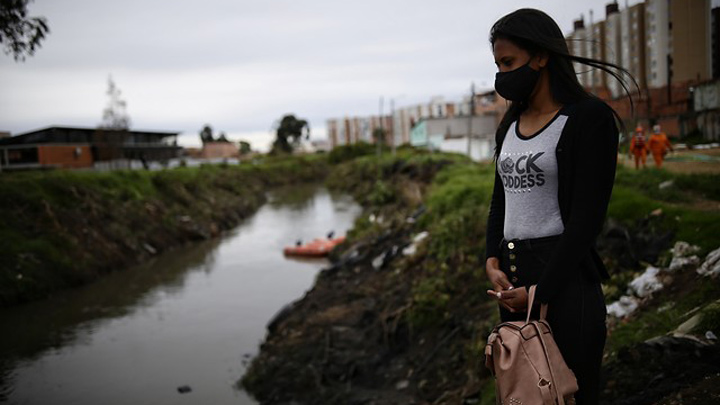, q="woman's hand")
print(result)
[485,257,532,312]
[485,257,512,291]
[496,287,529,313]
[485,257,517,312]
